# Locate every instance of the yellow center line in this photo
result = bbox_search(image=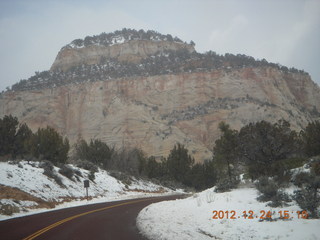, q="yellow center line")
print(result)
[23,198,153,240]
